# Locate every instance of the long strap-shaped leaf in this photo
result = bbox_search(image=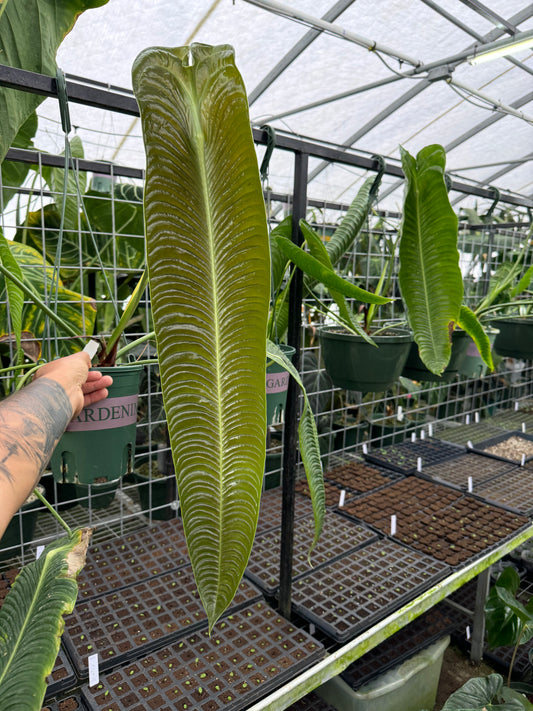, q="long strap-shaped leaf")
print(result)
[399,144,463,375]
[0,528,91,710]
[266,340,325,552]
[133,44,270,630]
[457,305,494,372]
